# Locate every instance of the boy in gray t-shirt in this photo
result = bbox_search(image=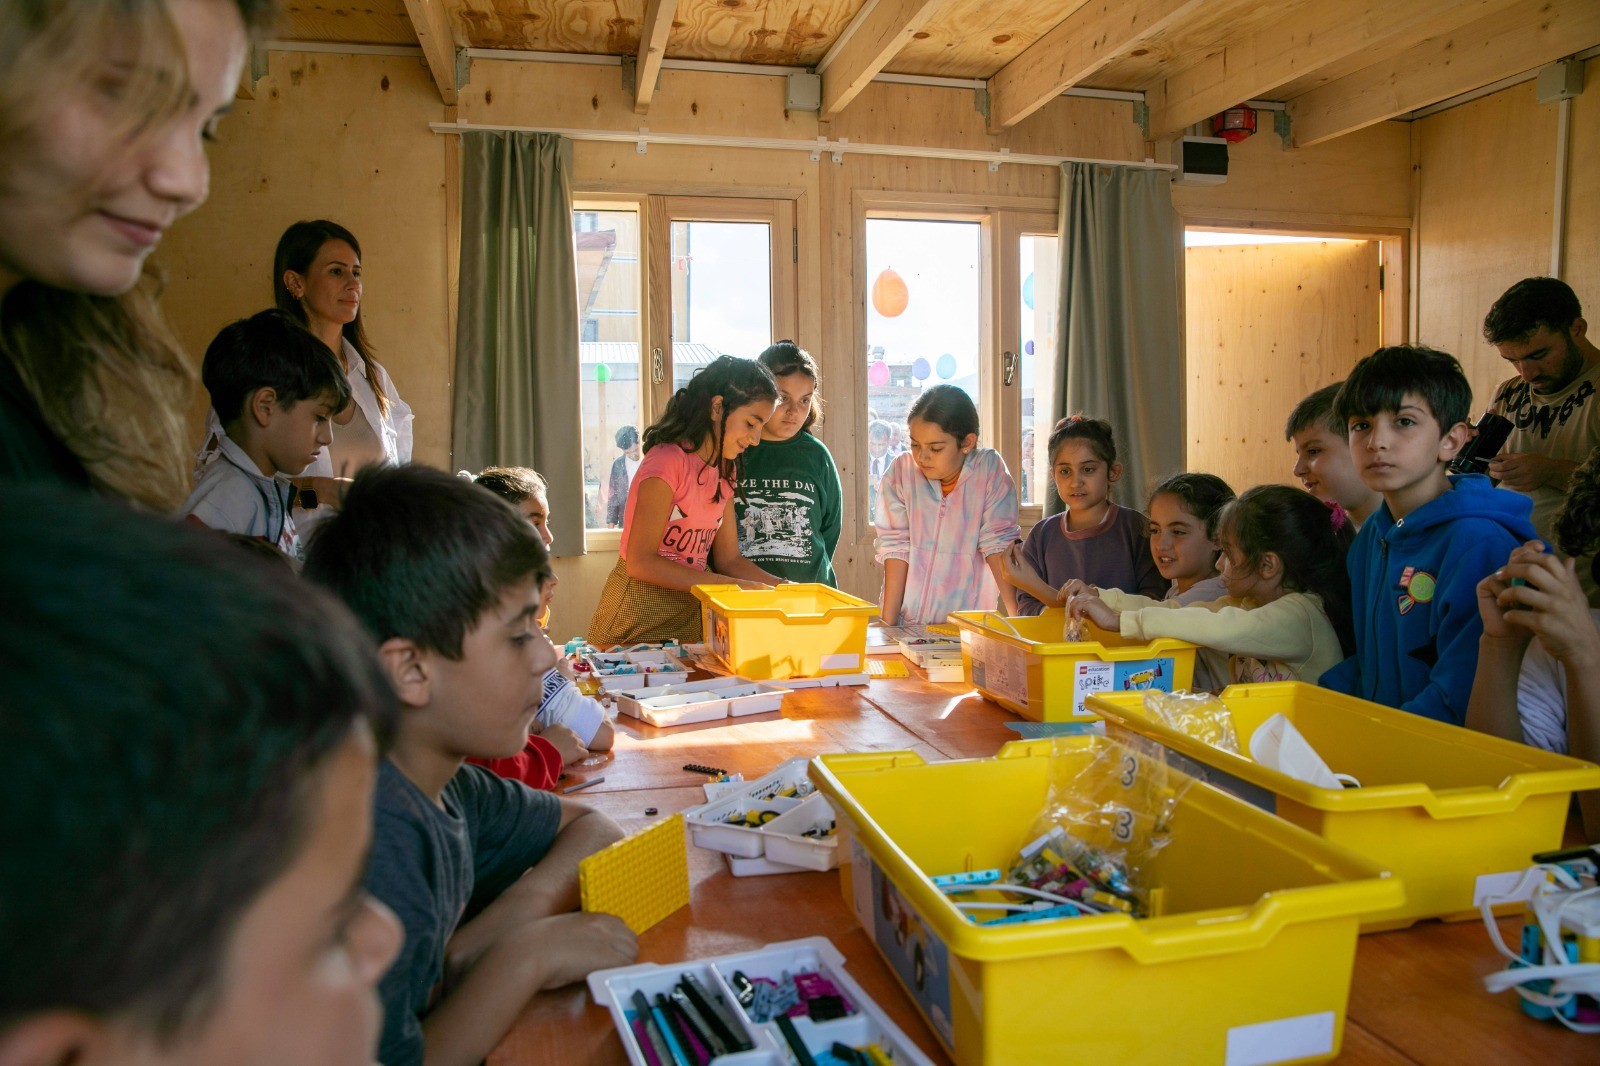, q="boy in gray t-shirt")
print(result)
[308,465,638,1066]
